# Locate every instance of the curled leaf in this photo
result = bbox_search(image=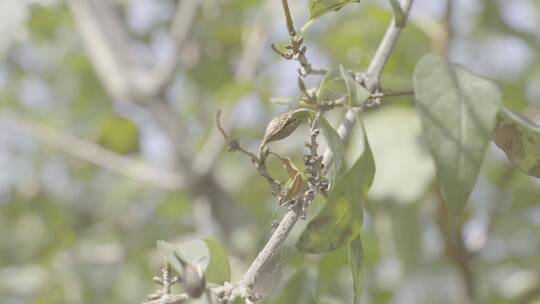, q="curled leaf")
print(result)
[261,109,315,147]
